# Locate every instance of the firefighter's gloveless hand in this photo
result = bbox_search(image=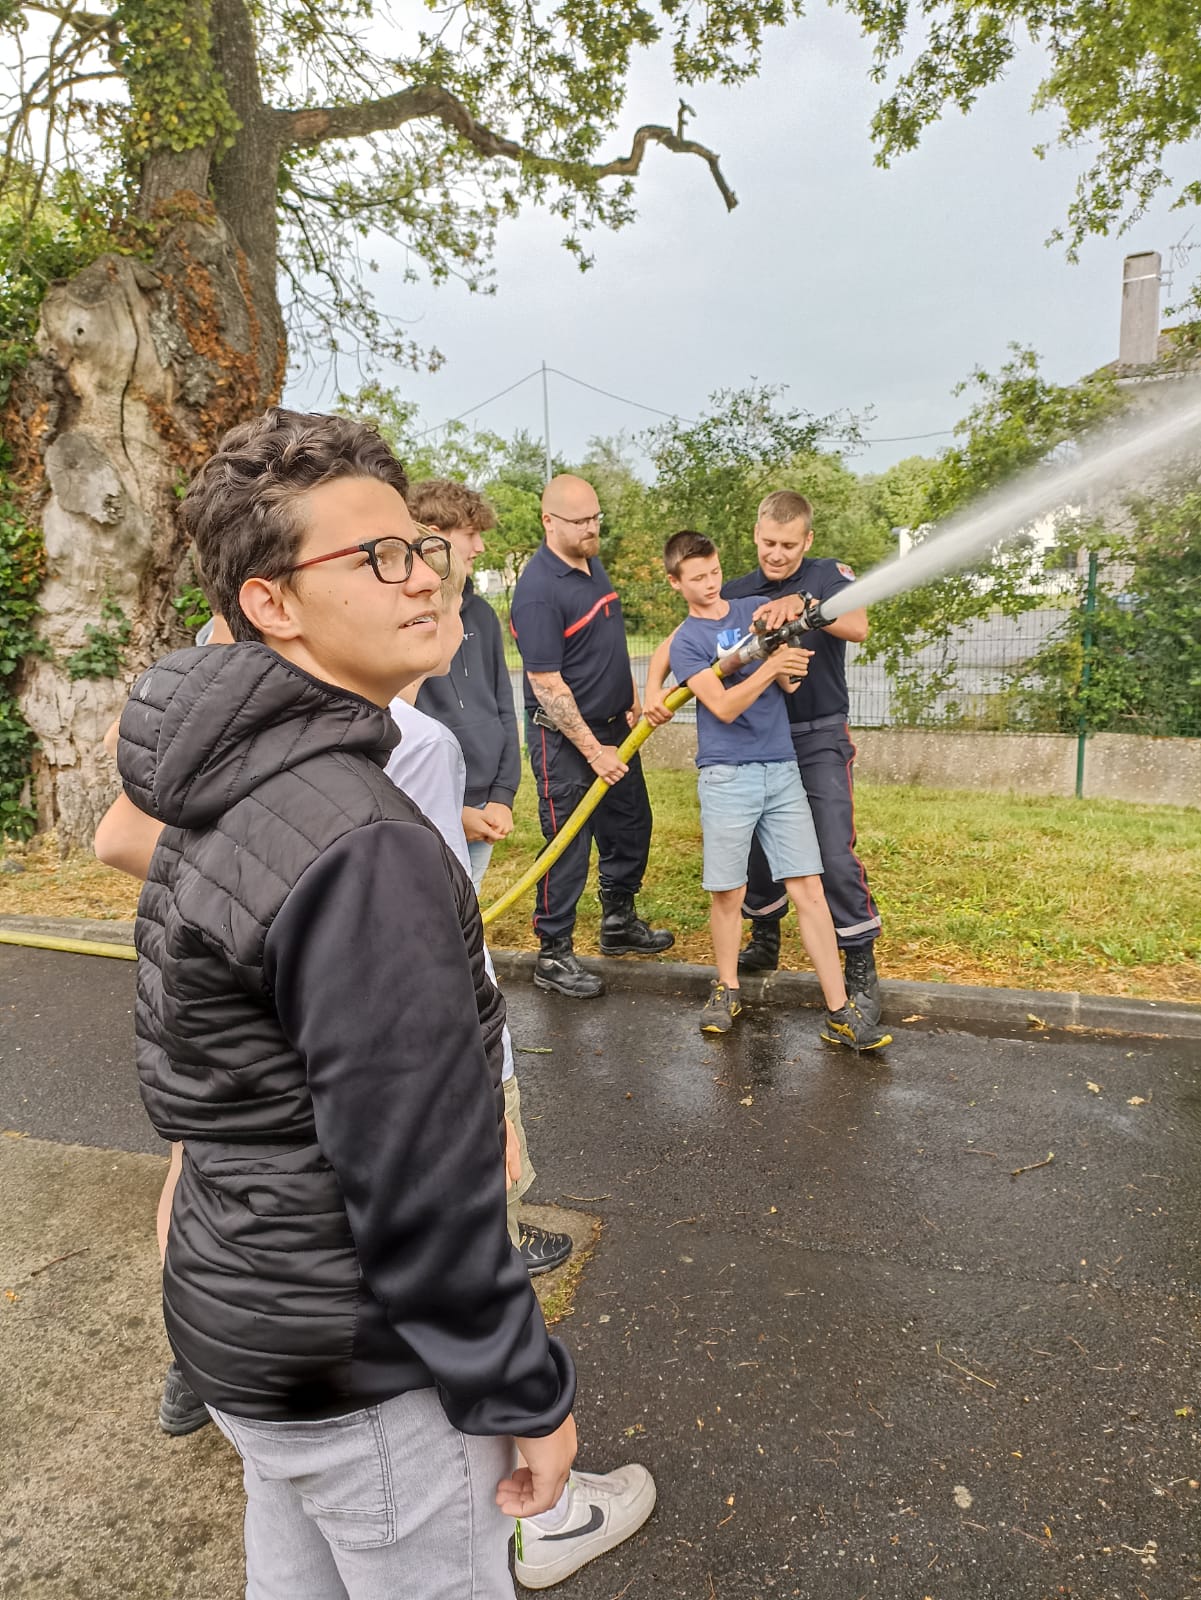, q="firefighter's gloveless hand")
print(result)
[587,745,628,785]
